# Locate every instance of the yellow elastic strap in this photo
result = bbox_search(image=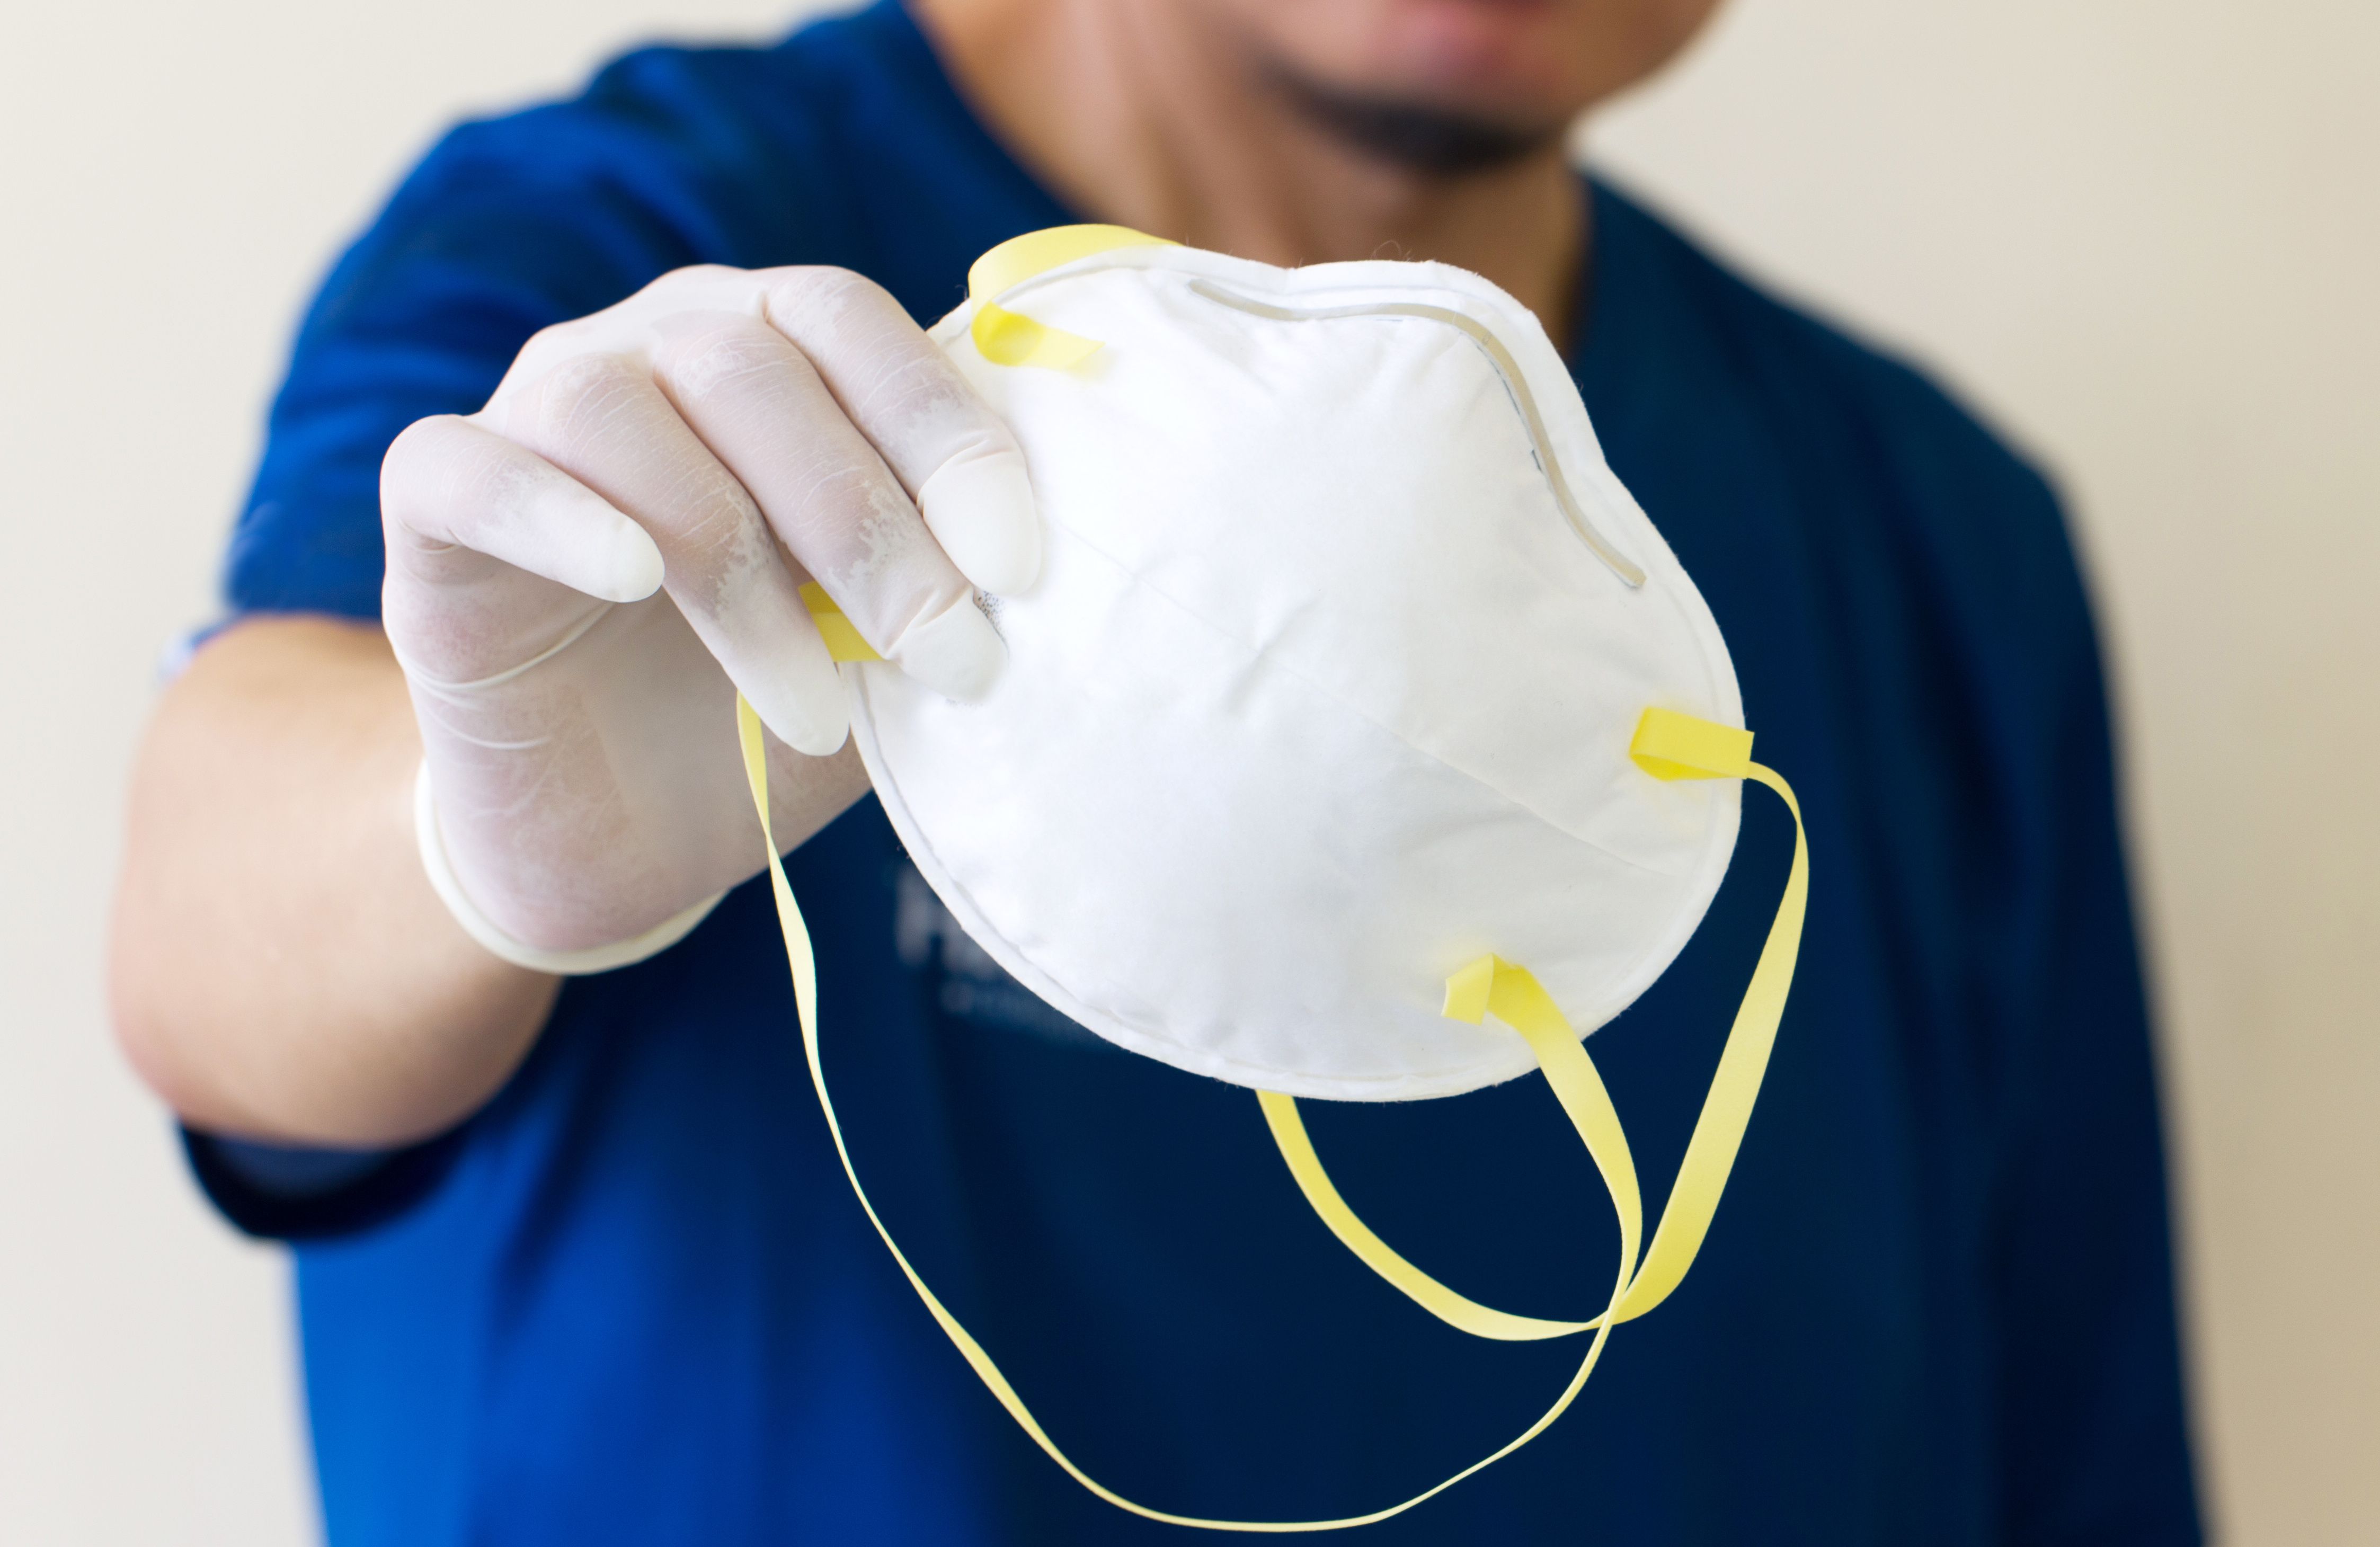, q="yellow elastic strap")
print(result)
[740,695,1648,1532]
[967,223,1175,300]
[798,582,882,663]
[970,304,1103,369]
[964,223,1173,370]
[1629,705,1755,783]
[1257,957,1647,1342]
[1262,707,1808,1333]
